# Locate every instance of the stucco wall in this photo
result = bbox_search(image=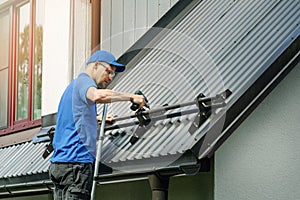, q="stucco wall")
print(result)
[215,62,300,200]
